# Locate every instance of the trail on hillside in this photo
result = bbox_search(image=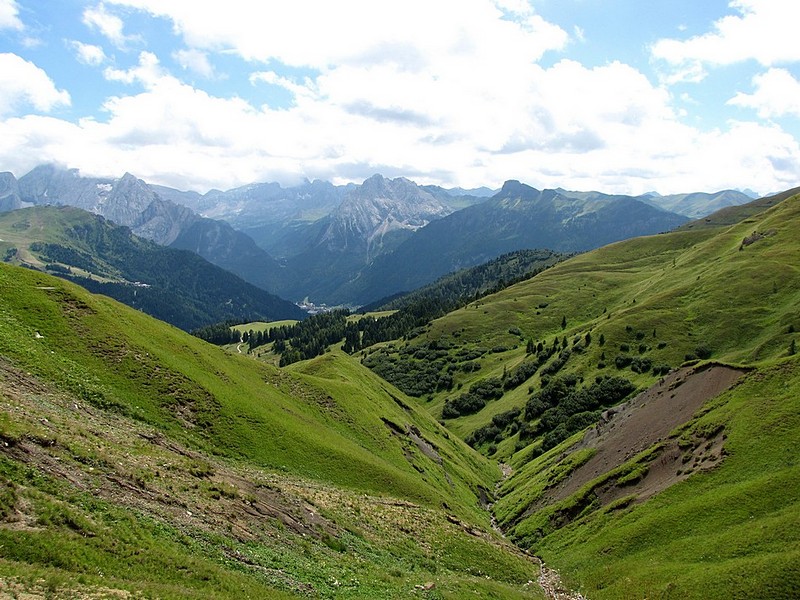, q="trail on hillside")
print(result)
[491,462,587,599]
